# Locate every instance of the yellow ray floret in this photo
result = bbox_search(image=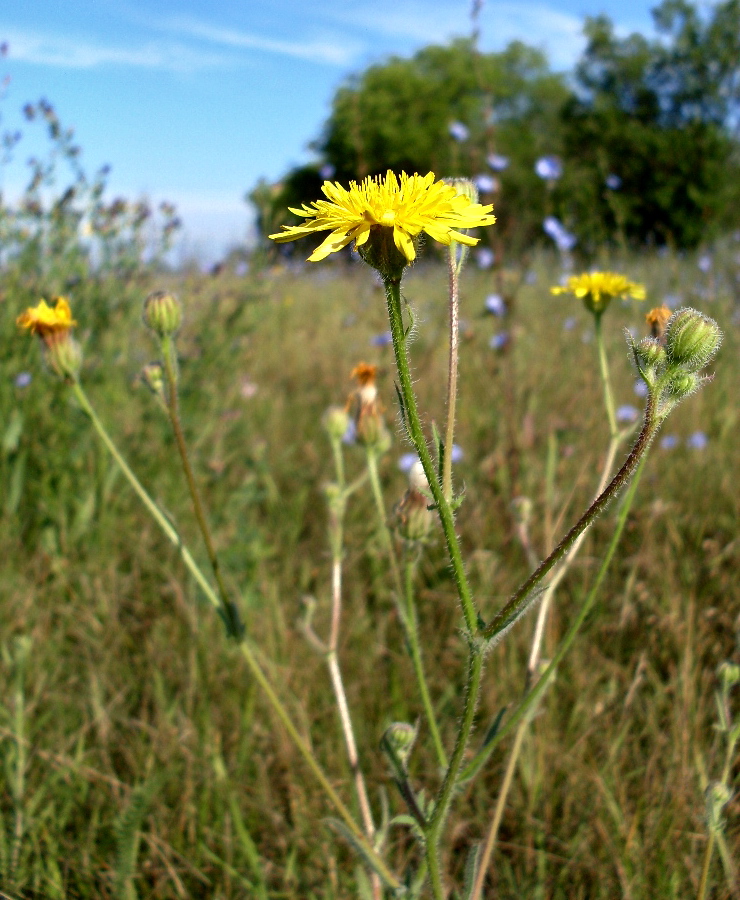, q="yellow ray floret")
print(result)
[269,170,496,263]
[551,272,646,313]
[16,297,77,337]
